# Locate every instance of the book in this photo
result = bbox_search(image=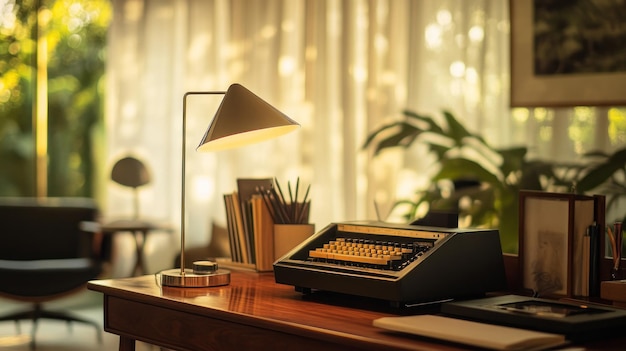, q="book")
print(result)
[231,191,250,264]
[236,178,273,265]
[373,314,568,351]
[223,194,241,263]
[251,194,275,271]
[223,179,277,271]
